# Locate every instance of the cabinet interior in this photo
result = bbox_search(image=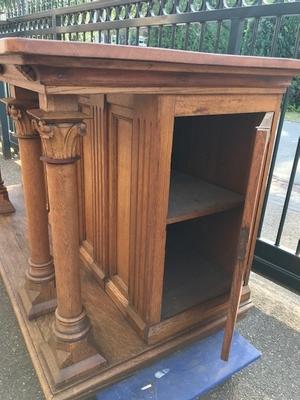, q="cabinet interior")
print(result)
[161,112,265,320]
